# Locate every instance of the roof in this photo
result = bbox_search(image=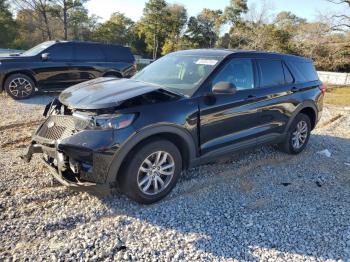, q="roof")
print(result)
[53,40,126,48]
[171,49,312,62]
